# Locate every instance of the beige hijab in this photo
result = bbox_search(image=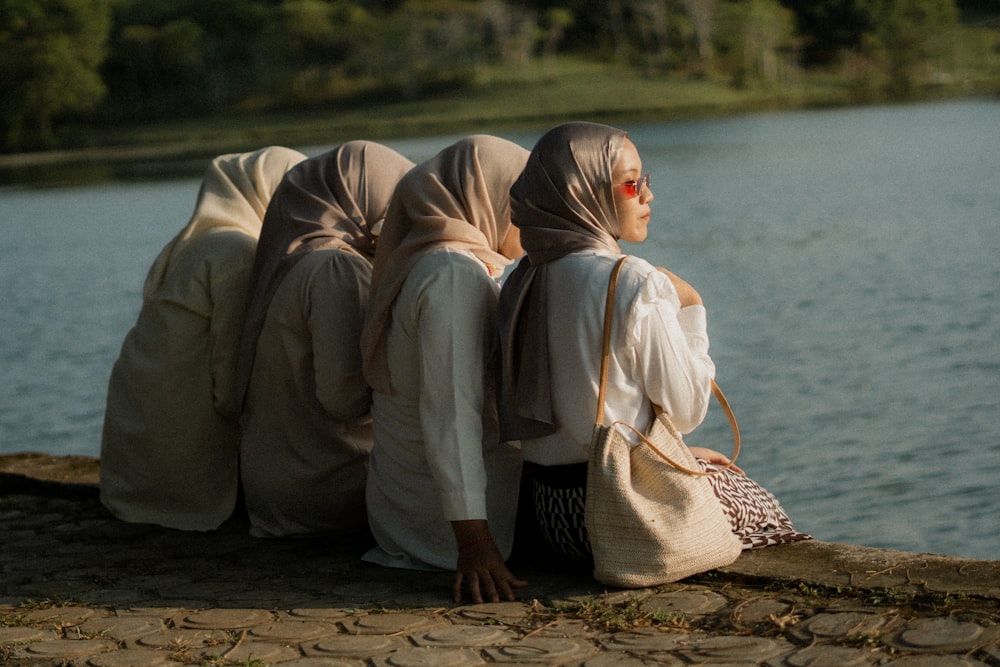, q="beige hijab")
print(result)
[143,146,306,297]
[361,134,530,394]
[499,122,628,440]
[235,141,415,406]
